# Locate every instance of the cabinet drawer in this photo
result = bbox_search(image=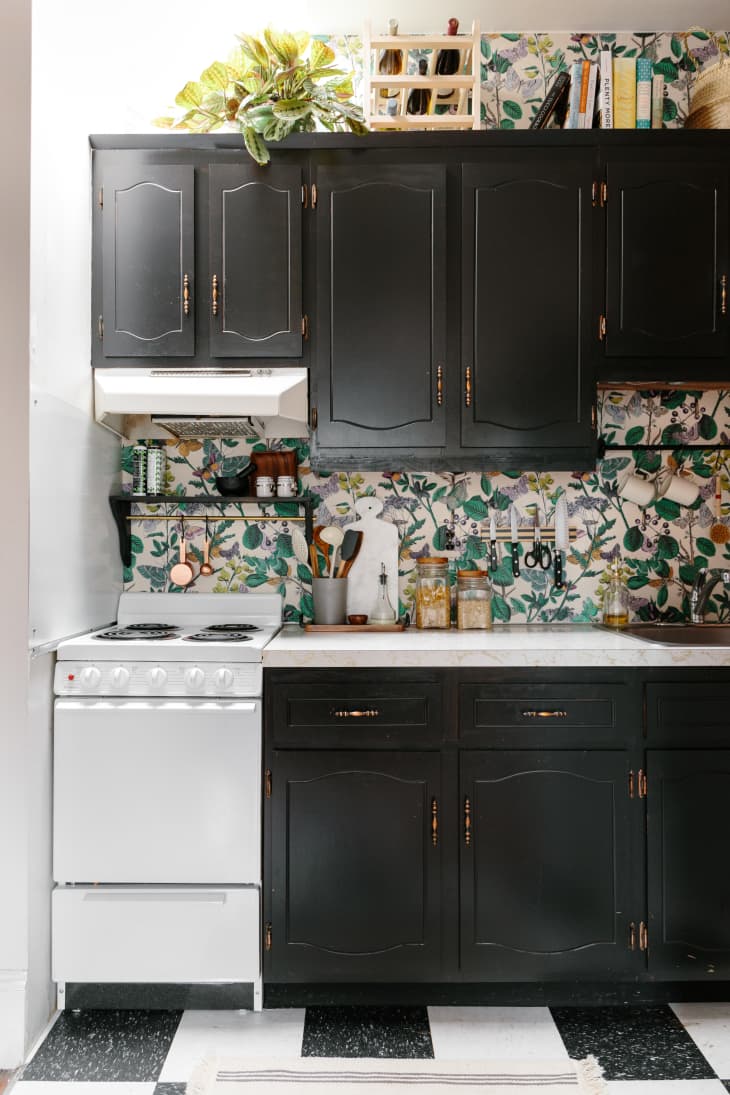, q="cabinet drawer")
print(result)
[459,681,630,746]
[646,683,730,747]
[52,886,259,983]
[268,672,443,748]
